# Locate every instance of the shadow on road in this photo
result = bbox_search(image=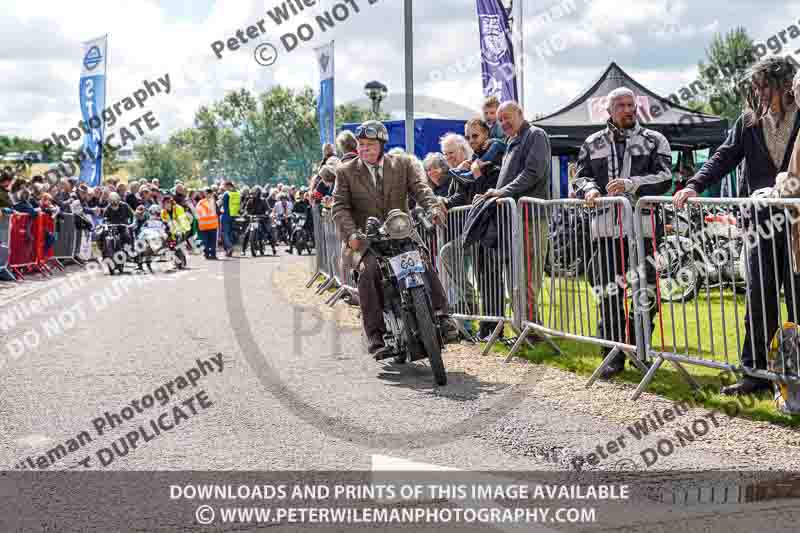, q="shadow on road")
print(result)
[376,362,511,401]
